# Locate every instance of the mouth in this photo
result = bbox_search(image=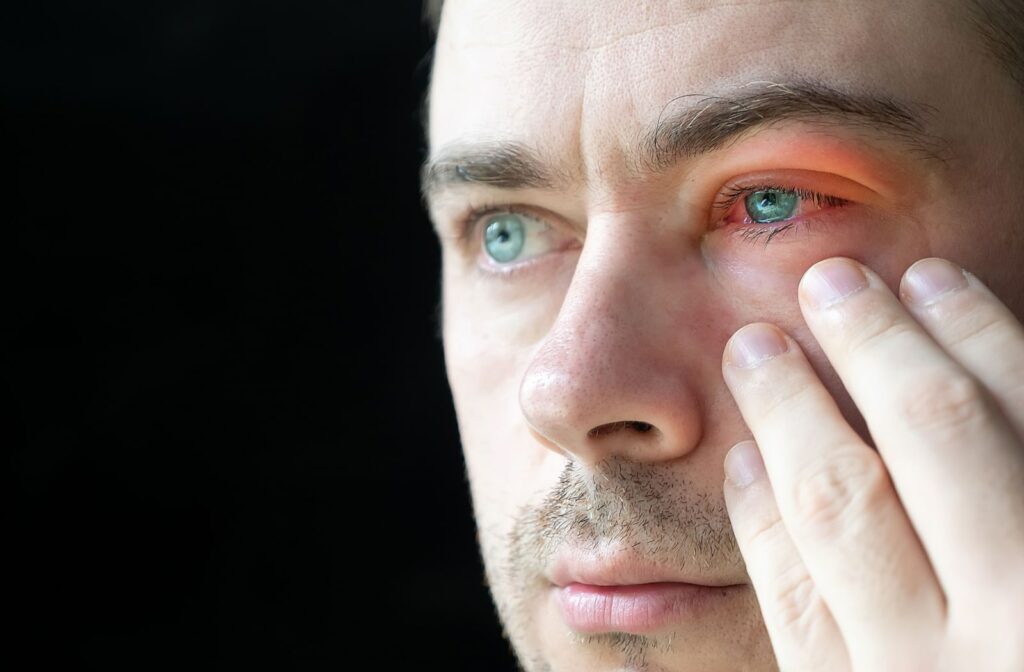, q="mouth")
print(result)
[547,547,747,634]
[551,581,745,634]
